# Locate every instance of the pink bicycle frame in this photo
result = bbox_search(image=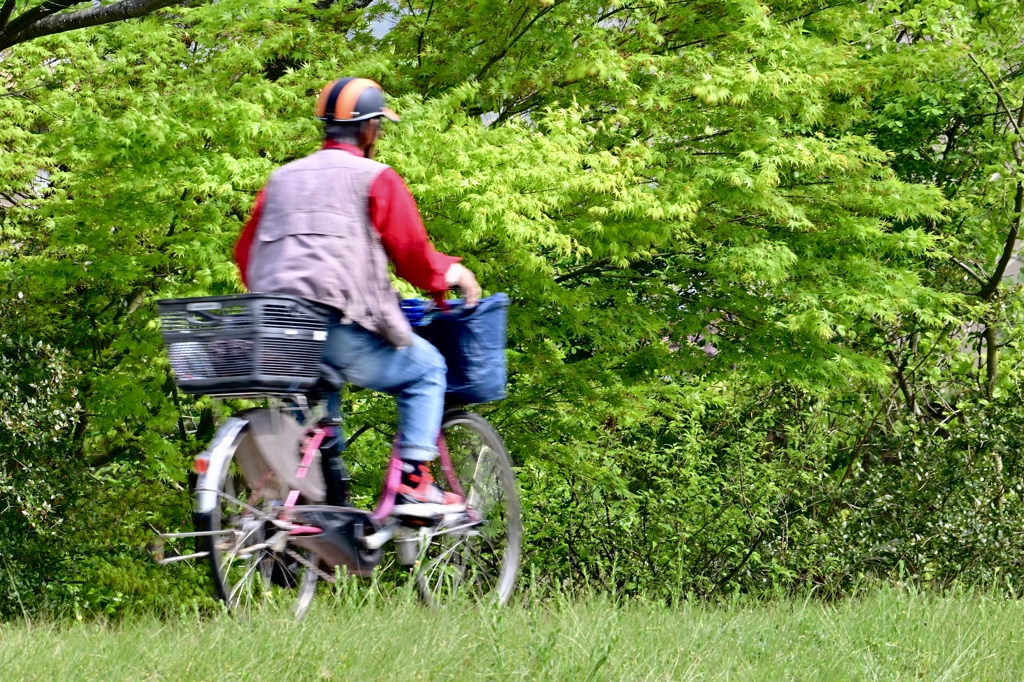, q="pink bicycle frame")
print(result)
[281,425,463,524]
[284,427,329,536]
[372,432,463,522]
